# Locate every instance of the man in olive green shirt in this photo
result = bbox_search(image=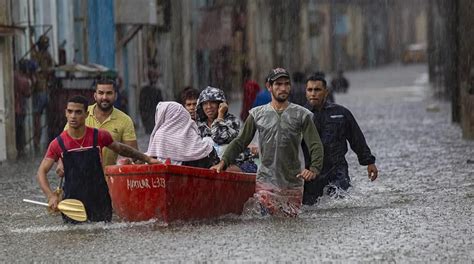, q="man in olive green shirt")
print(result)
[211,68,323,216]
